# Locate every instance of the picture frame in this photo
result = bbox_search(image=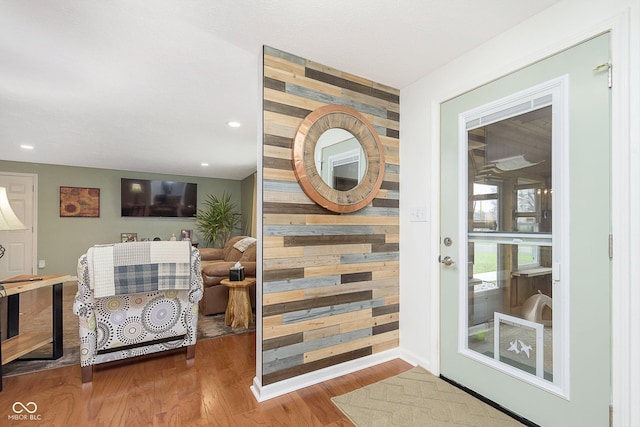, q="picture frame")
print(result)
[121,233,137,243]
[60,186,100,217]
[180,229,192,241]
